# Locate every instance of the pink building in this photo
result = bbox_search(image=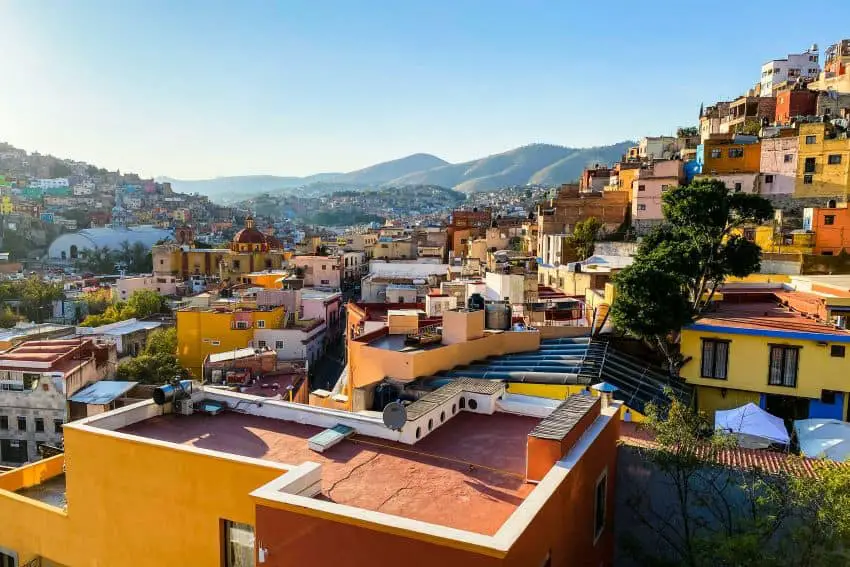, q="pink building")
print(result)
[631,160,684,233]
[115,275,178,301]
[291,256,342,289]
[760,137,798,195]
